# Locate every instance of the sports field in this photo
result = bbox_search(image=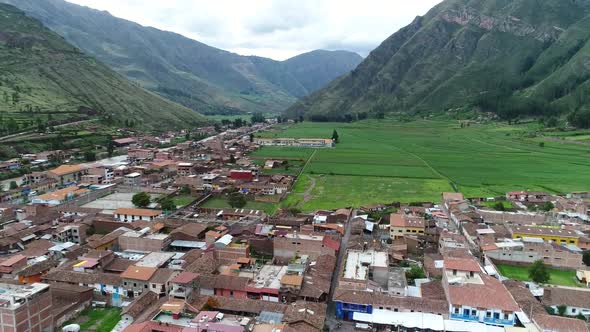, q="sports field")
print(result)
[251,120,590,211]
